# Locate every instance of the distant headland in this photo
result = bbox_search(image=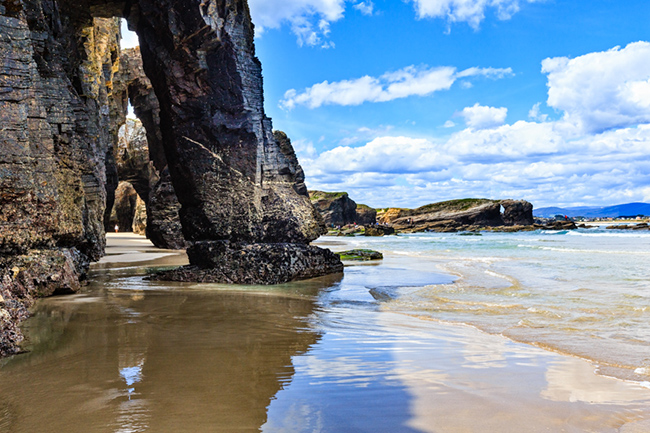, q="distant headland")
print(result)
[308,191,581,234]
